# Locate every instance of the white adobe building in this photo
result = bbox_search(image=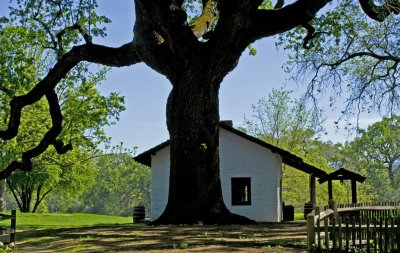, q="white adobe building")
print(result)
[134,121,326,222]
